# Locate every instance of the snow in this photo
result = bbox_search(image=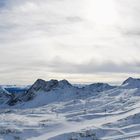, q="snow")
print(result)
[0,86,11,105]
[121,77,140,88]
[0,78,140,139]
